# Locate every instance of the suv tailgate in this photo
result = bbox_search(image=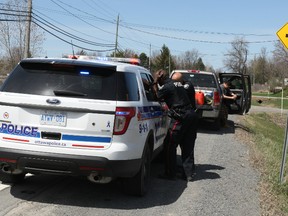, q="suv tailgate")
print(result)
[0,97,116,156]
